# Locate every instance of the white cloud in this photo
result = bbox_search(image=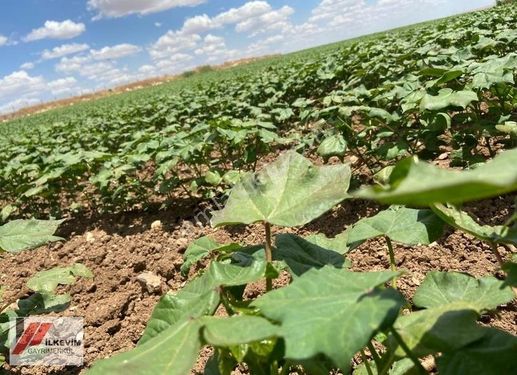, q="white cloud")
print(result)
[48,77,79,96]
[154,53,194,73]
[88,0,206,19]
[42,43,90,60]
[235,5,294,34]
[0,35,7,46]
[309,0,446,36]
[55,52,134,86]
[213,1,272,26]
[148,30,201,61]
[194,34,225,55]
[179,1,293,35]
[90,43,141,60]
[55,55,91,73]
[0,71,46,102]
[0,71,50,113]
[138,64,156,74]
[24,20,86,42]
[181,14,215,34]
[0,97,40,114]
[20,62,35,70]
[155,22,162,27]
